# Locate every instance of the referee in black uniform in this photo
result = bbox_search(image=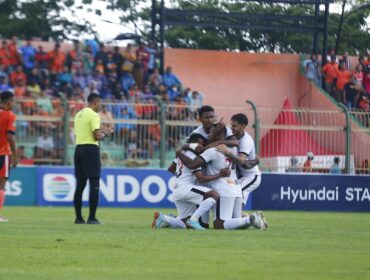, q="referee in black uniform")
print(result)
[73,93,113,224]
